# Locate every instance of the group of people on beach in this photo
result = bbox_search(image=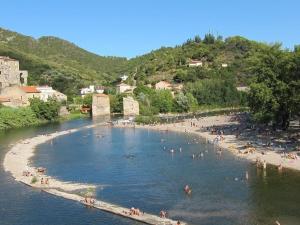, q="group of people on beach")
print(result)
[84,197,95,205]
[40,177,49,185]
[129,207,142,216]
[159,210,167,218]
